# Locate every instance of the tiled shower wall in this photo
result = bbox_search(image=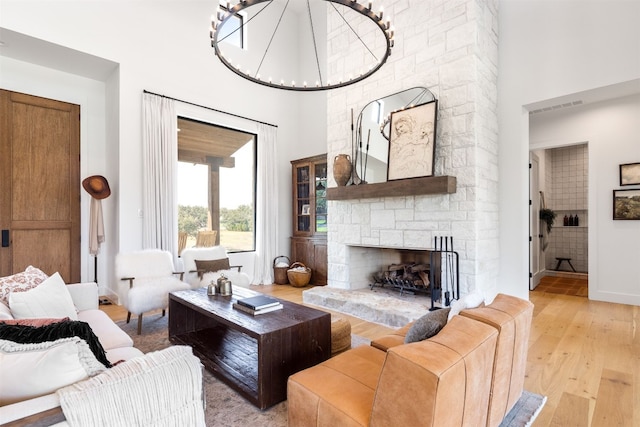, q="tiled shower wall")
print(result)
[546,144,588,273]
